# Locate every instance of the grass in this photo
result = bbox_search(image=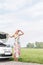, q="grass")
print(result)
[11,48,43,64]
